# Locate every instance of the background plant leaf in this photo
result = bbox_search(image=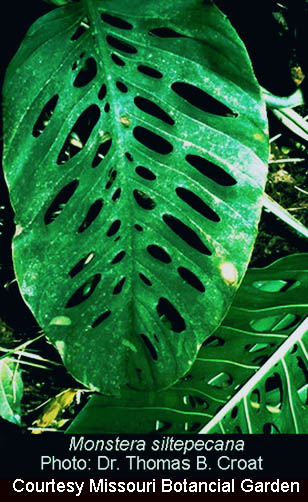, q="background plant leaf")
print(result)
[32,388,77,430]
[202,316,308,434]
[3,0,268,395]
[0,358,24,426]
[66,253,308,433]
